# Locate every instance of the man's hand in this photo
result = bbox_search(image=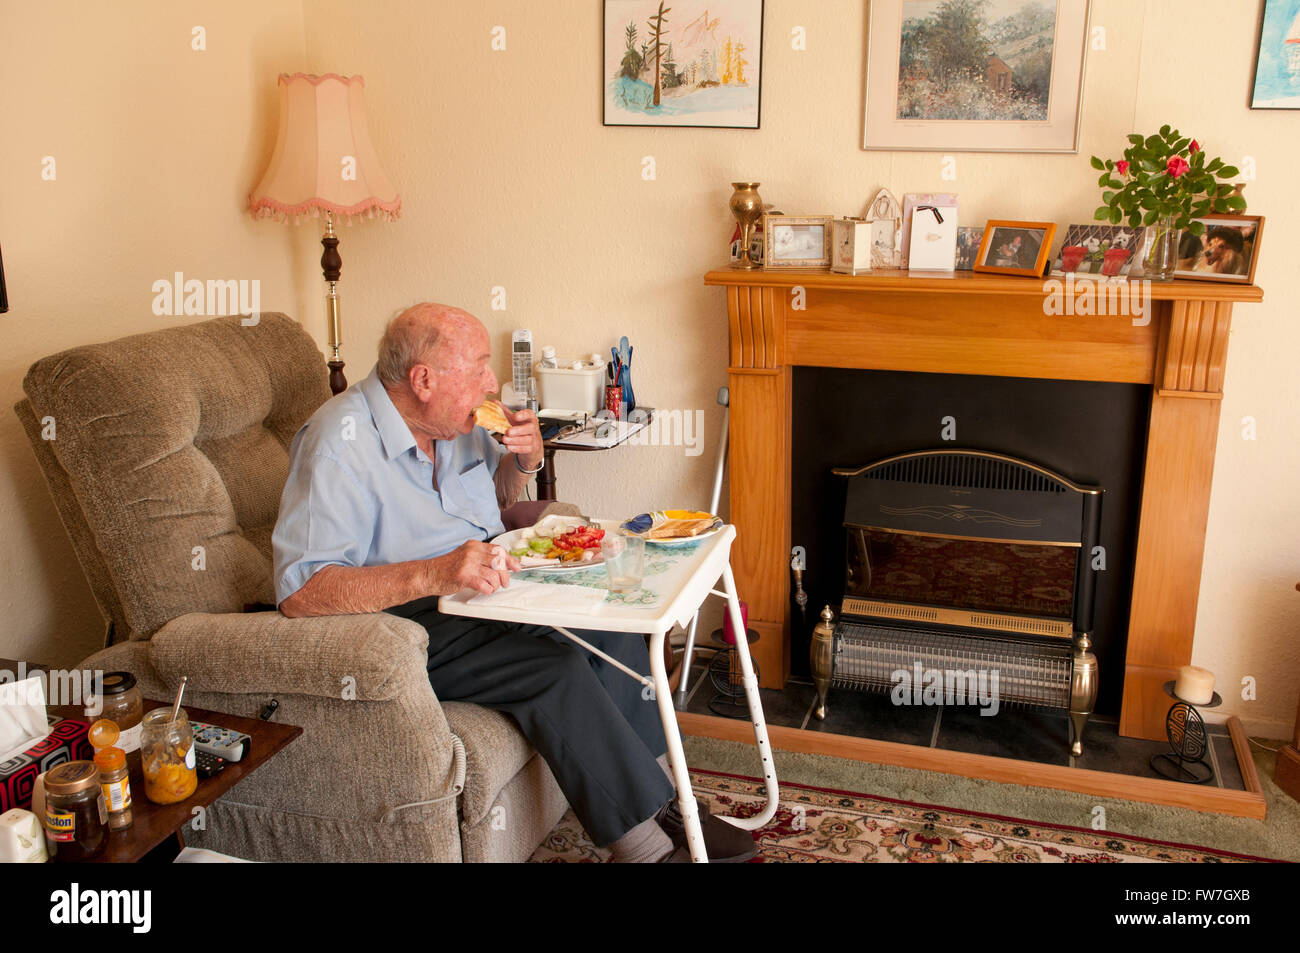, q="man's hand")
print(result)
[431,540,521,596]
[501,406,543,469]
